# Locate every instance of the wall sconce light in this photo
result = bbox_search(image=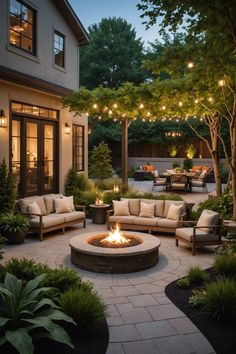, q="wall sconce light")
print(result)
[0,110,7,127]
[64,122,71,134]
